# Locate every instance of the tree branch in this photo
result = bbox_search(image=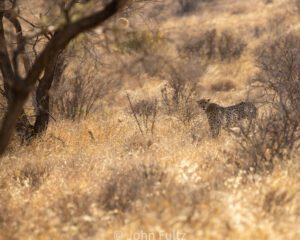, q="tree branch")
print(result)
[0,0,128,154]
[0,8,15,103]
[33,51,64,136]
[4,10,31,77]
